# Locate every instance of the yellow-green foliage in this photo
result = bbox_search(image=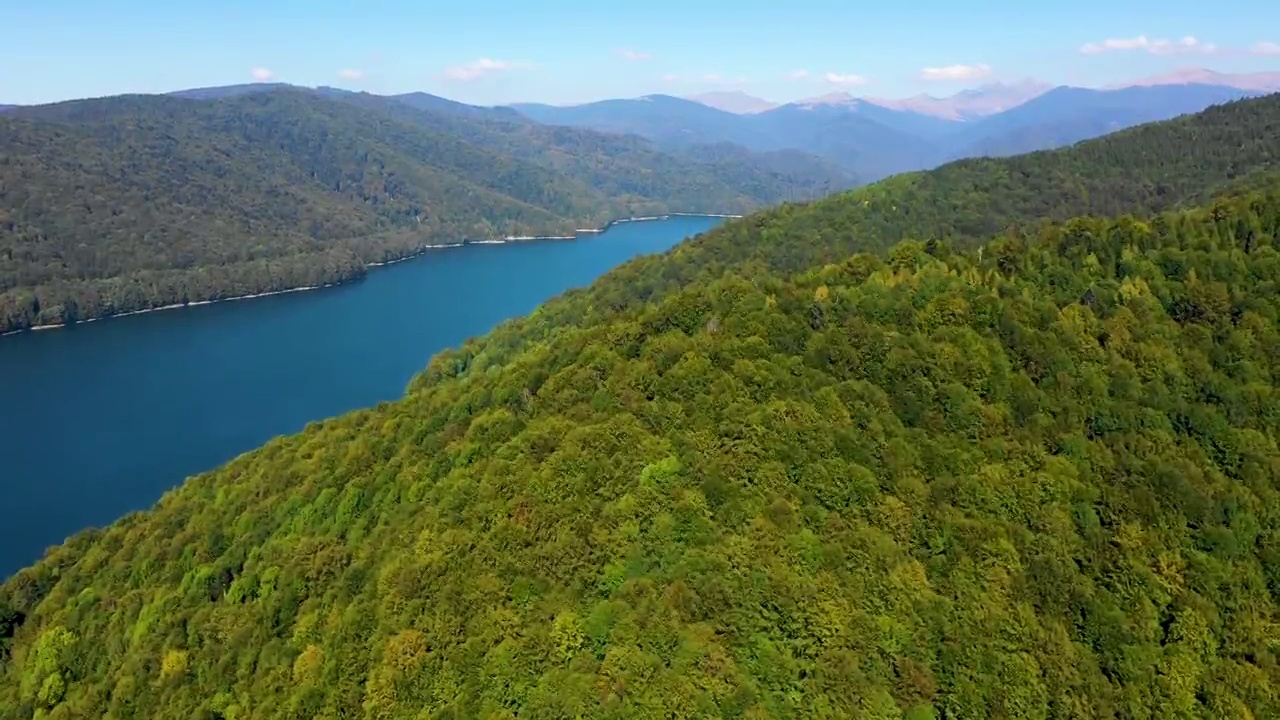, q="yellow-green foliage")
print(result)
[3,176,1280,714]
